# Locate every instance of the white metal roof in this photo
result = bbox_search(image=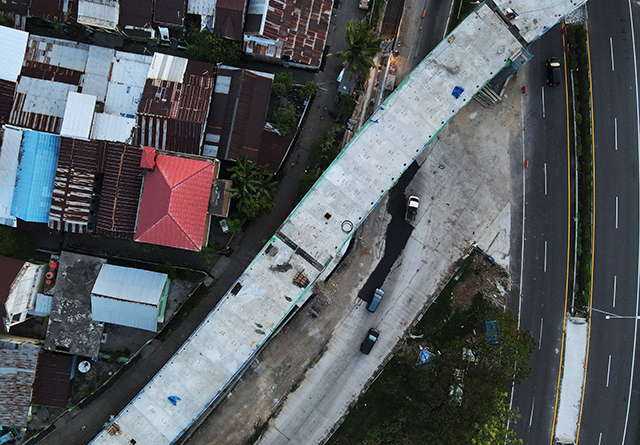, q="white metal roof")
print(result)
[90,113,136,143]
[92,264,168,306]
[0,26,28,83]
[0,126,22,227]
[77,0,120,30]
[13,77,77,120]
[60,92,96,139]
[92,1,586,443]
[5,262,44,321]
[147,53,188,83]
[187,0,217,15]
[104,52,152,117]
[25,35,90,72]
[82,45,115,101]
